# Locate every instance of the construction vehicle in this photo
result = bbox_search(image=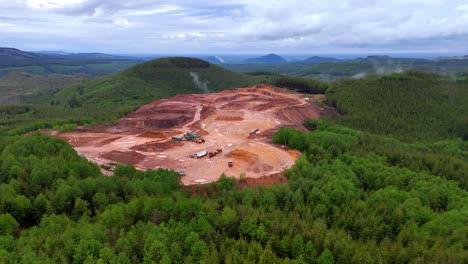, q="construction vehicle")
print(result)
[192,150,208,159]
[194,137,205,144]
[172,131,205,144]
[249,128,260,135]
[228,161,233,167]
[208,148,223,158]
[184,132,198,141]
